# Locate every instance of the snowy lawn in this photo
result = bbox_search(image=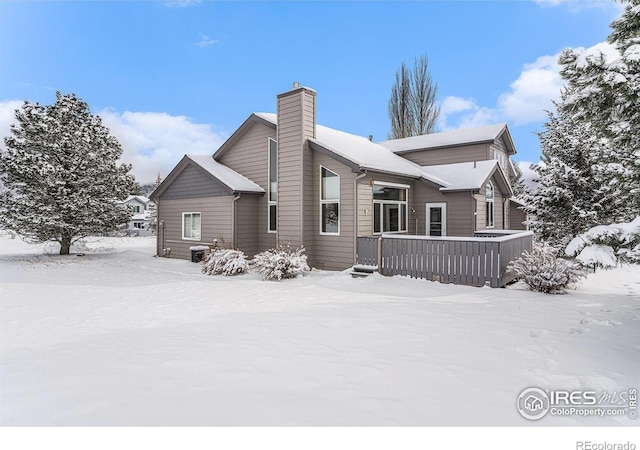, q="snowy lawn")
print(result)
[0,234,638,426]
